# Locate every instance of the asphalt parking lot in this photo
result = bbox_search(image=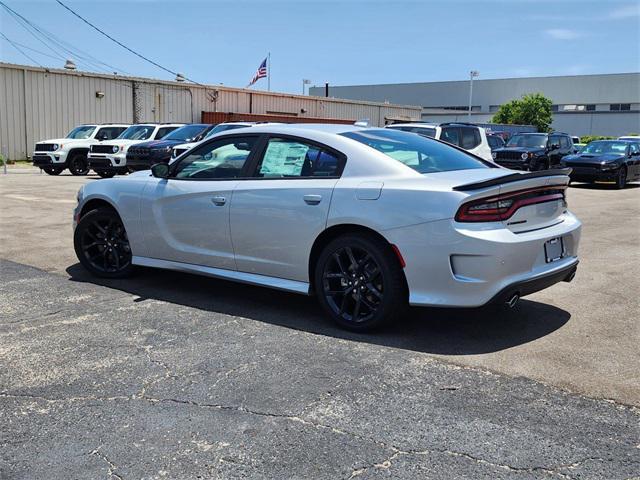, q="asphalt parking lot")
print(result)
[1,168,639,479]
